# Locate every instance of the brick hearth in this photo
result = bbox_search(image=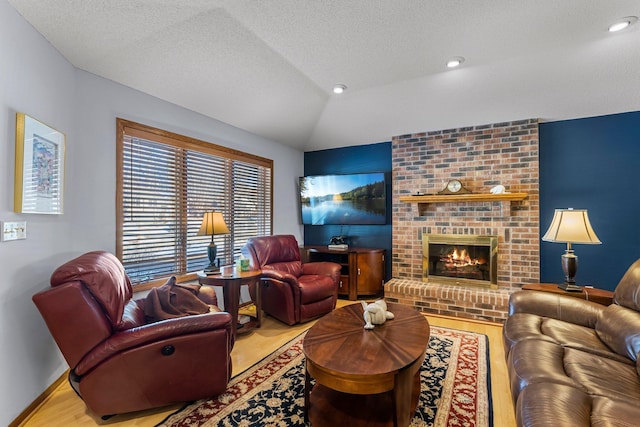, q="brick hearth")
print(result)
[385,119,540,323]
